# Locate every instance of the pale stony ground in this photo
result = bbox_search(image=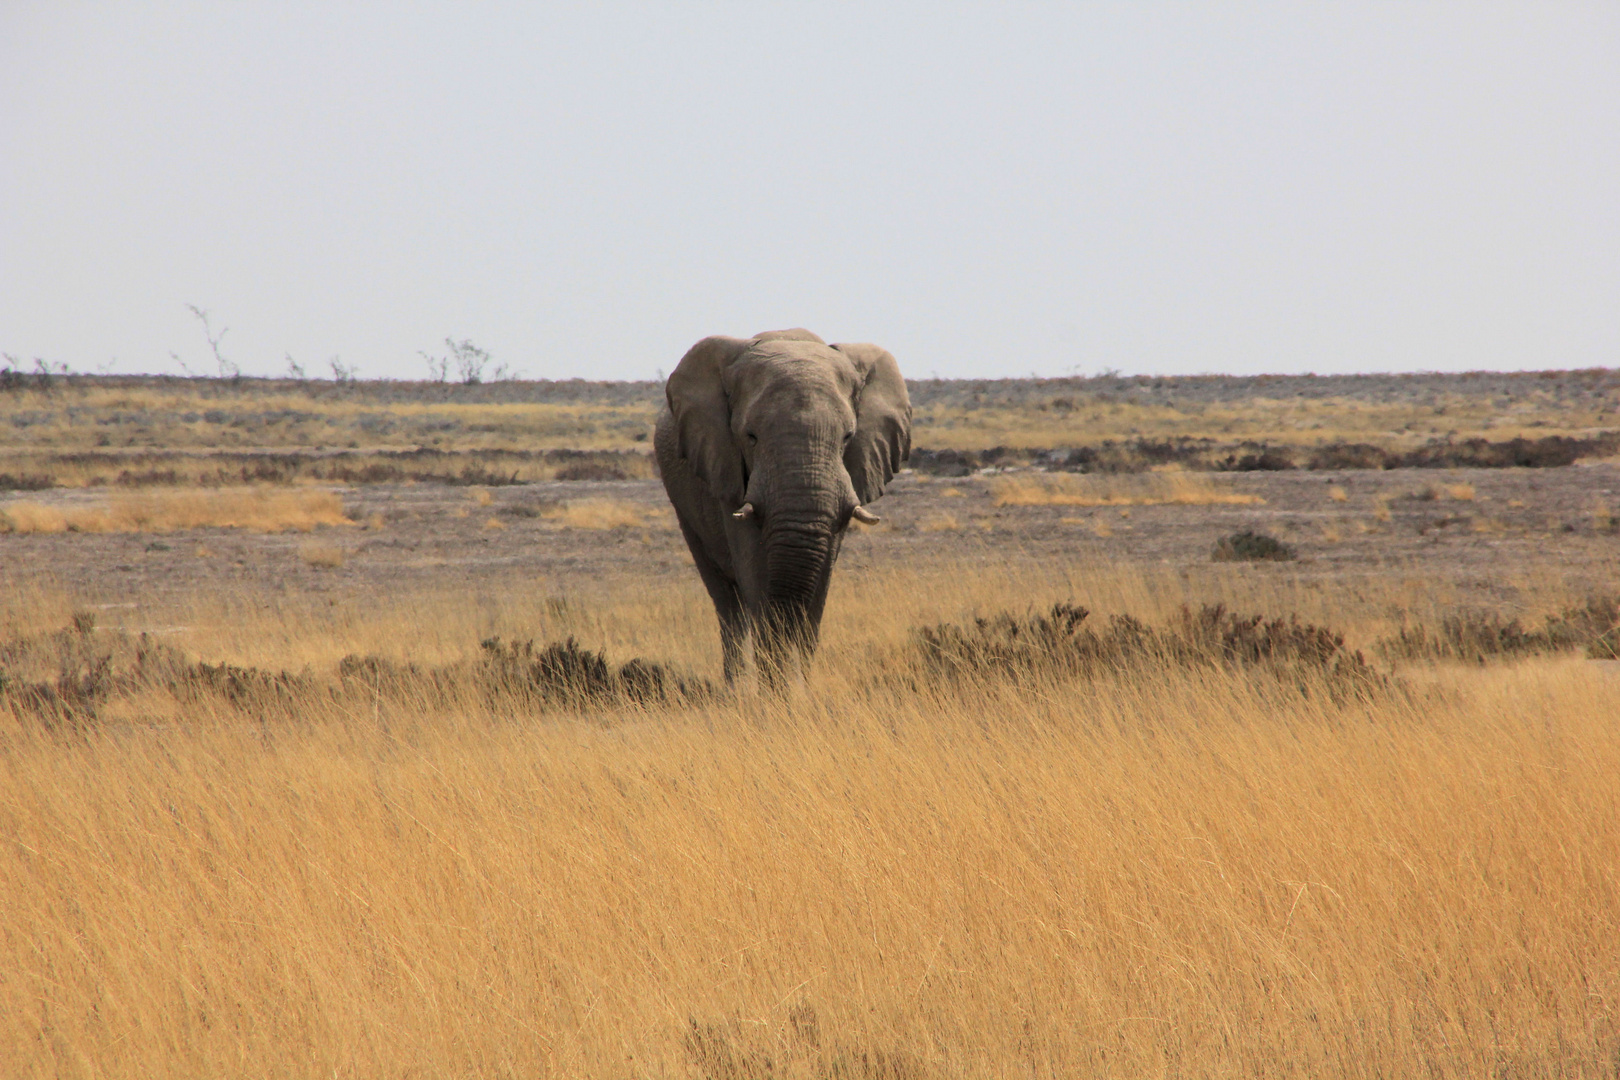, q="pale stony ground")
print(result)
[4,464,1617,625]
